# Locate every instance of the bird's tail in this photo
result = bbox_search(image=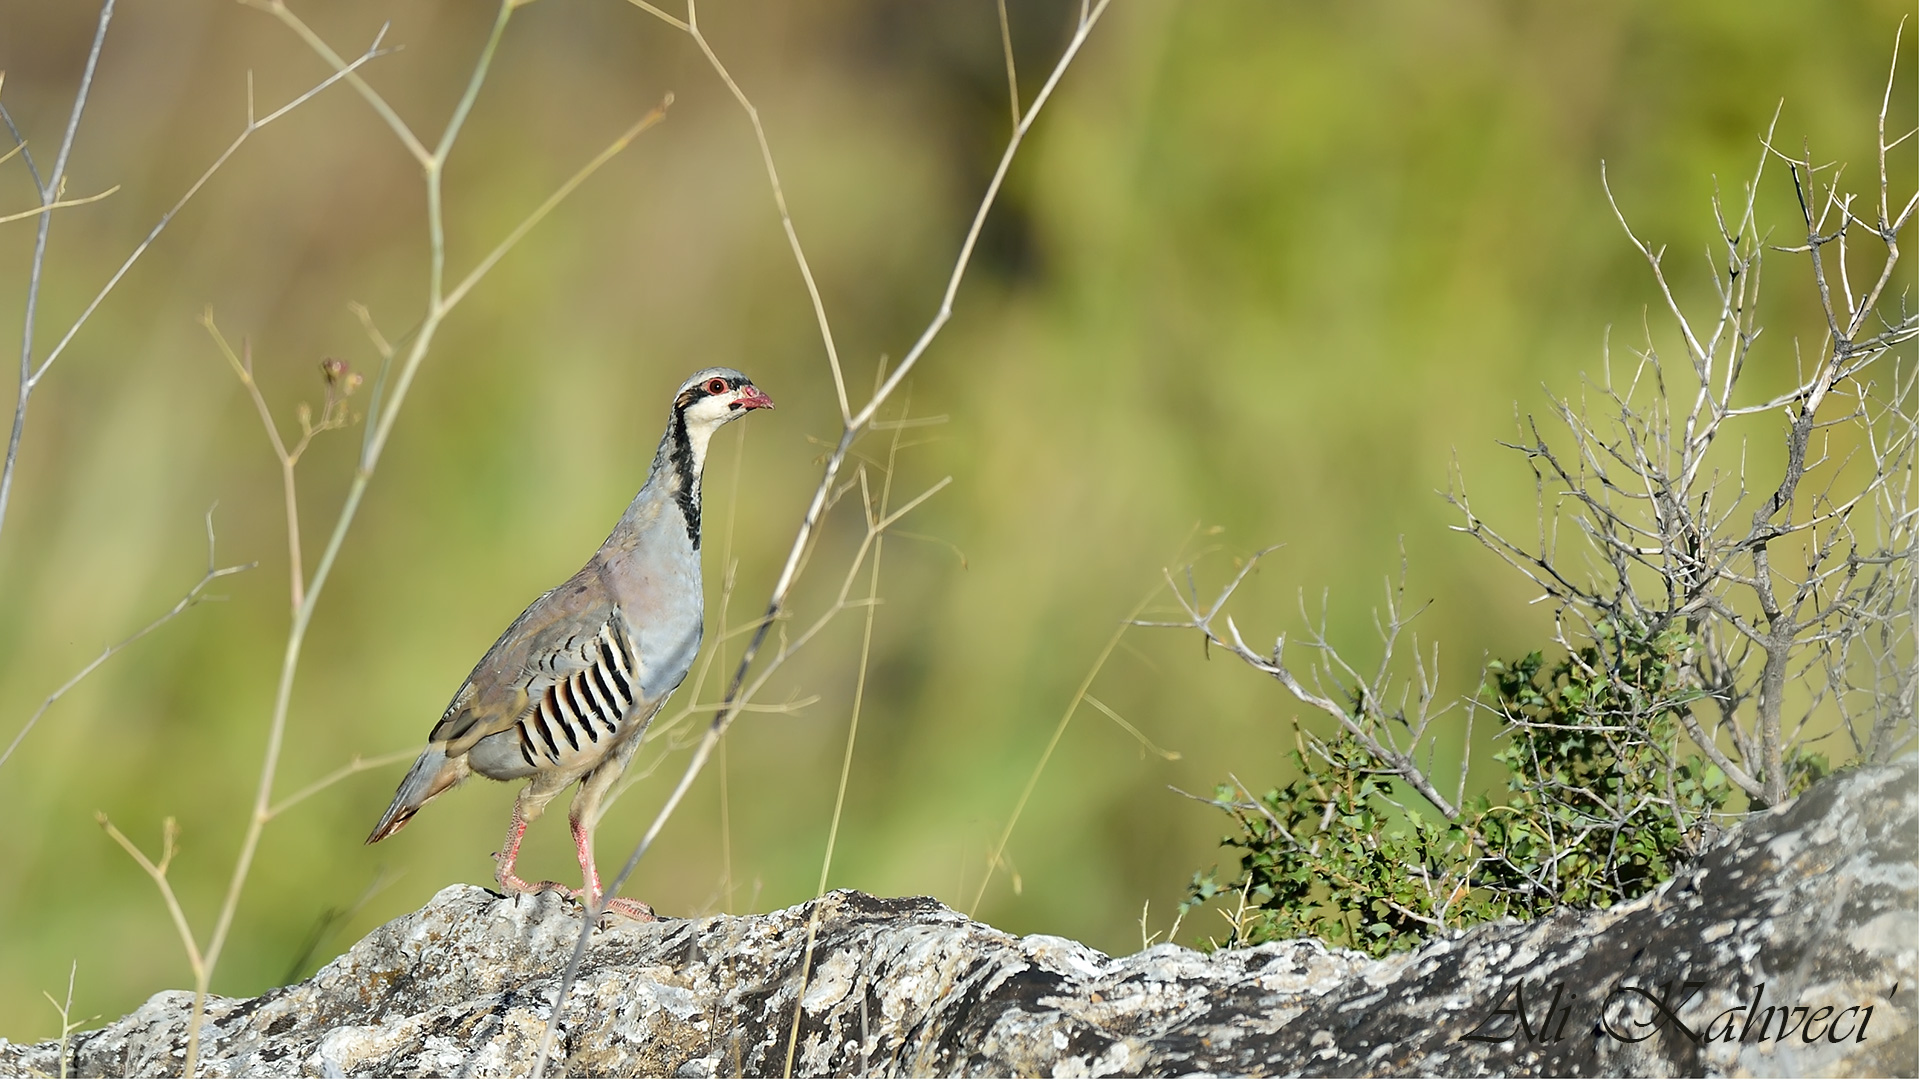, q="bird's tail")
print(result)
[366,746,465,844]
